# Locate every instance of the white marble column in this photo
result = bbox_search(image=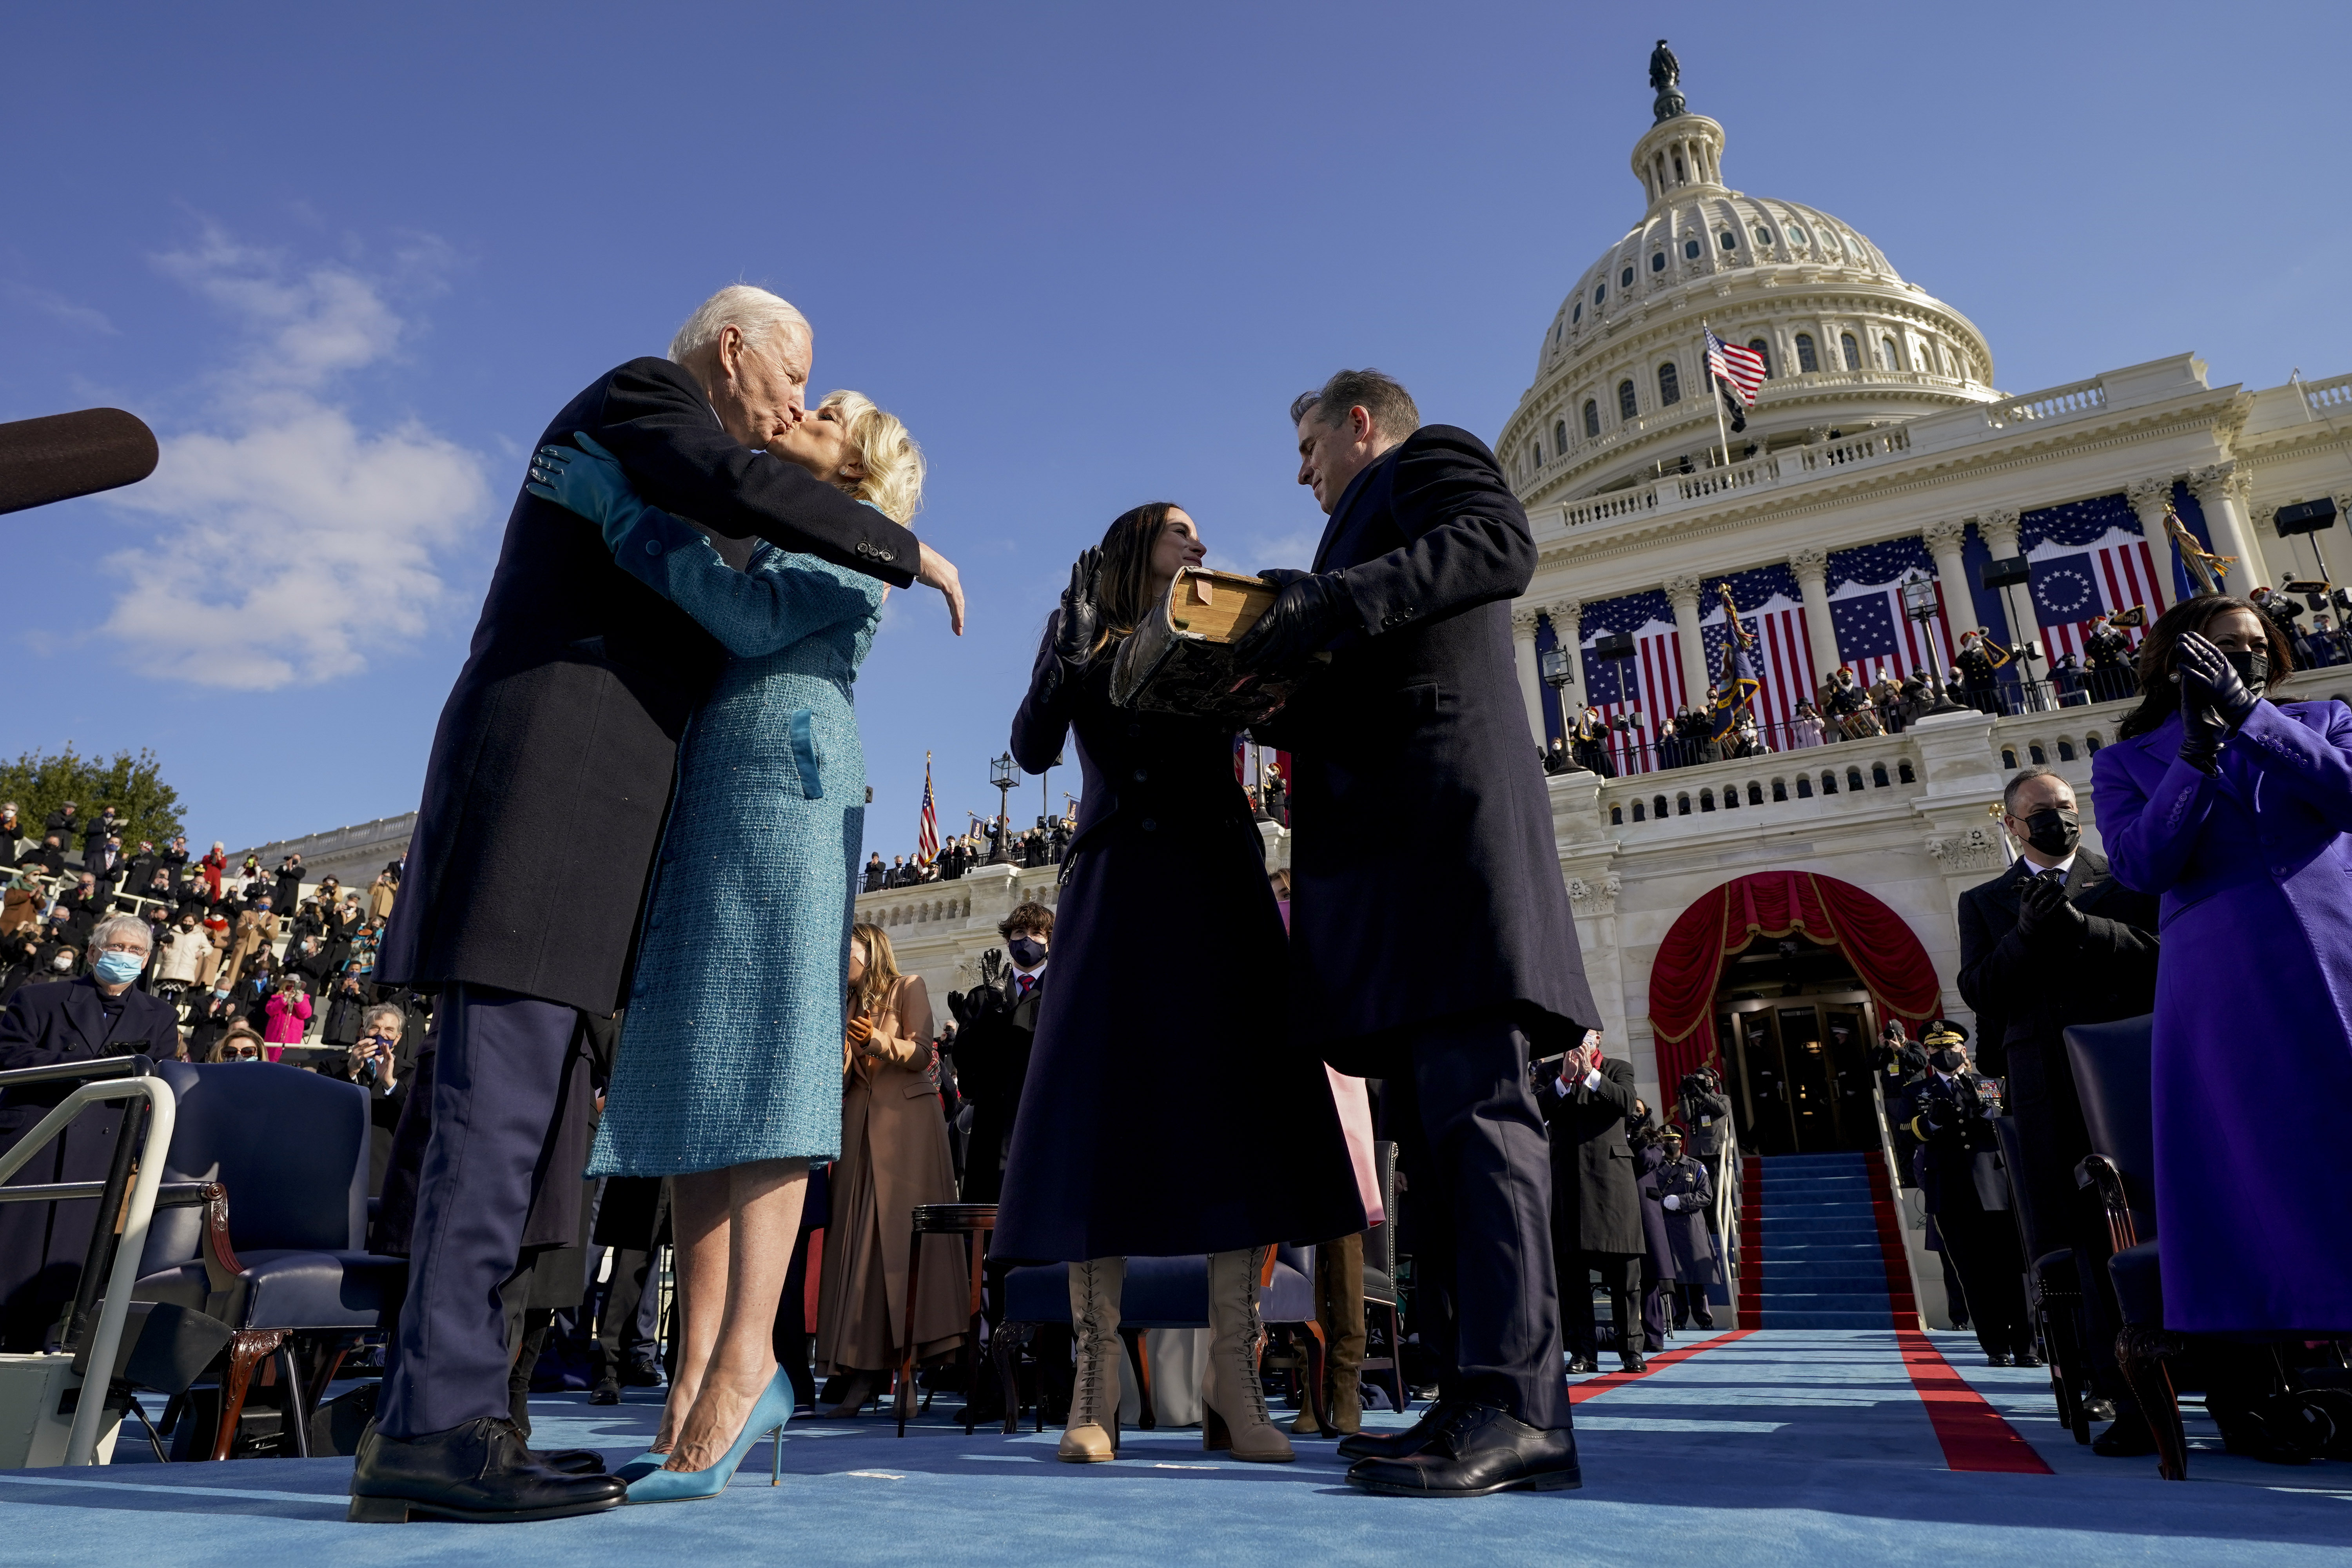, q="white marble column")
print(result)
[1975,508,2028,649]
[1790,546,1838,684]
[1922,518,1972,663]
[1664,573,1708,707]
[1548,600,1583,733]
[2190,461,2269,591]
[1511,604,1546,744]
[2125,476,2178,599]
